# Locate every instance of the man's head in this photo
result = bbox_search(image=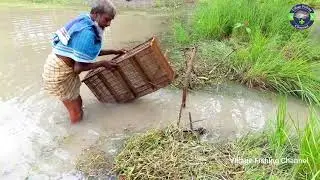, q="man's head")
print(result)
[90,0,116,29]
